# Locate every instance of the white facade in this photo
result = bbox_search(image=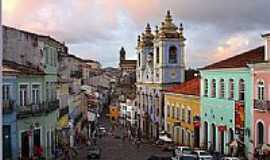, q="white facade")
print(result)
[120,99,138,125]
[136,11,186,139]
